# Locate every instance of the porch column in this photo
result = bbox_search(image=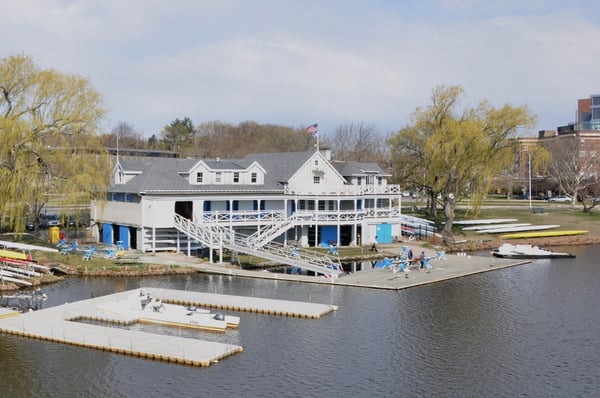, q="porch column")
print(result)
[186,230,191,257]
[314,199,318,248]
[284,198,288,245]
[152,227,156,253]
[337,199,341,246]
[140,226,145,252]
[398,195,402,215]
[353,198,358,246]
[257,199,262,234]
